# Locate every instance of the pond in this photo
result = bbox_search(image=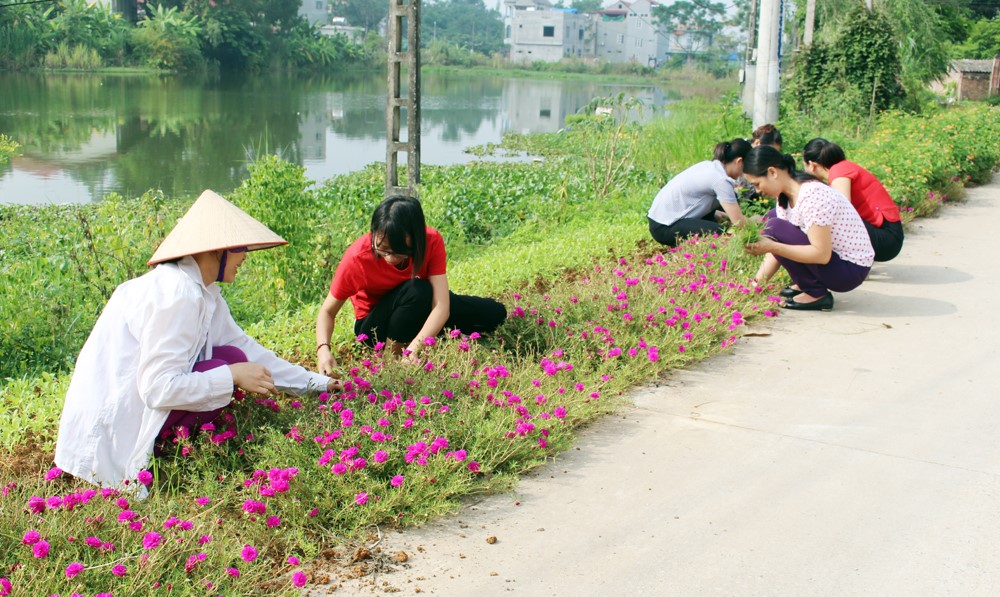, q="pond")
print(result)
[0,70,677,205]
